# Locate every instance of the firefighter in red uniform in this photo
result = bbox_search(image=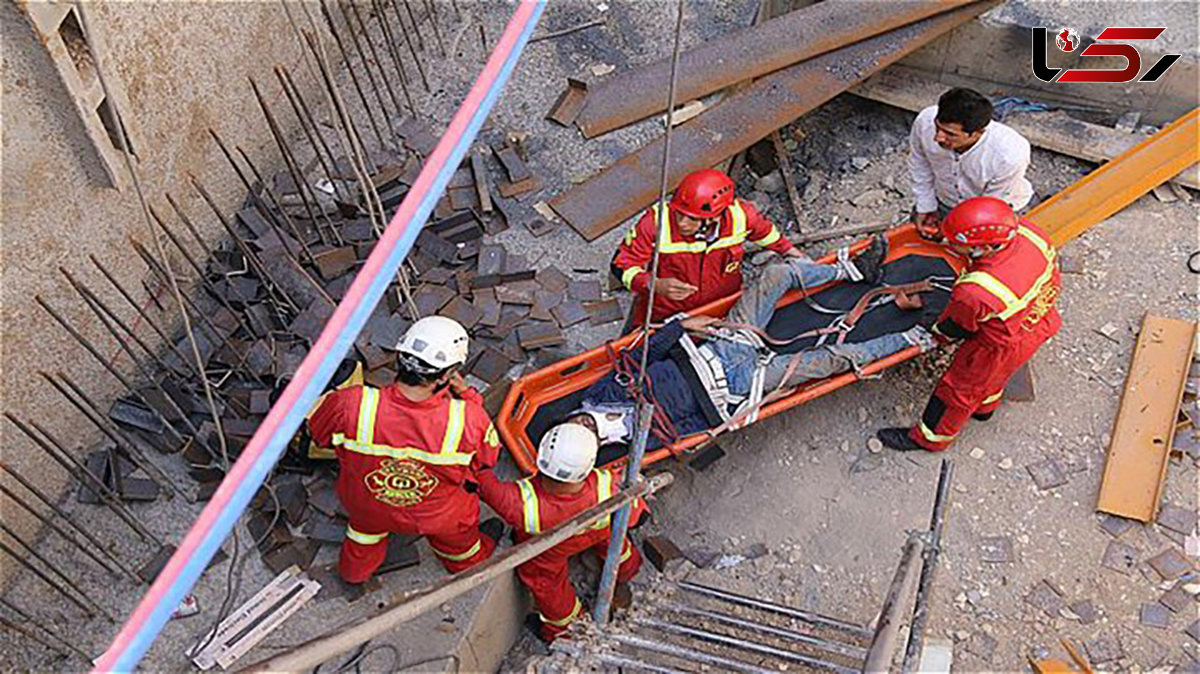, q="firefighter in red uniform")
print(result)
[478,422,647,642]
[612,168,805,331]
[877,197,1061,452]
[308,316,503,582]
